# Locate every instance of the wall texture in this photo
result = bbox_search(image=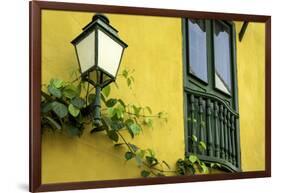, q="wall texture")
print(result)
[235,22,265,171]
[42,10,184,183]
[41,10,265,183]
